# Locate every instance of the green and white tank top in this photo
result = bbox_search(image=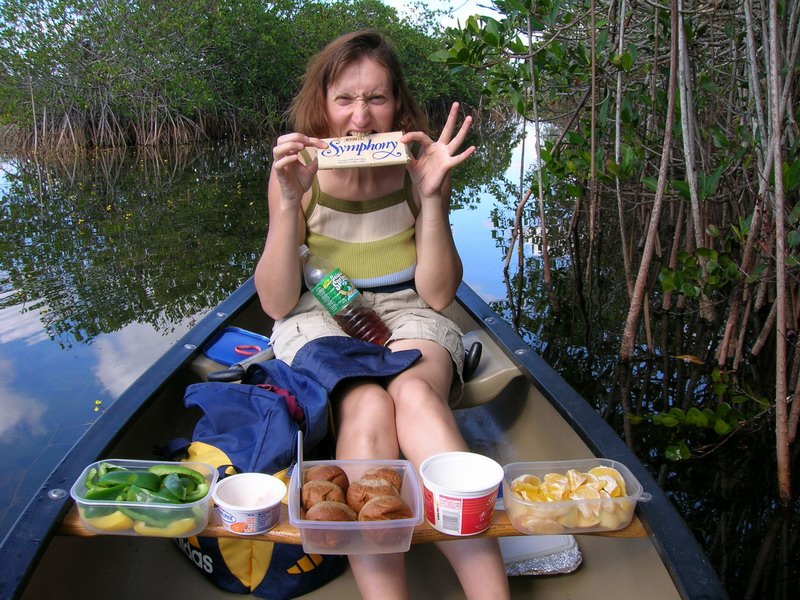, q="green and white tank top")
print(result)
[304,172,419,288]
